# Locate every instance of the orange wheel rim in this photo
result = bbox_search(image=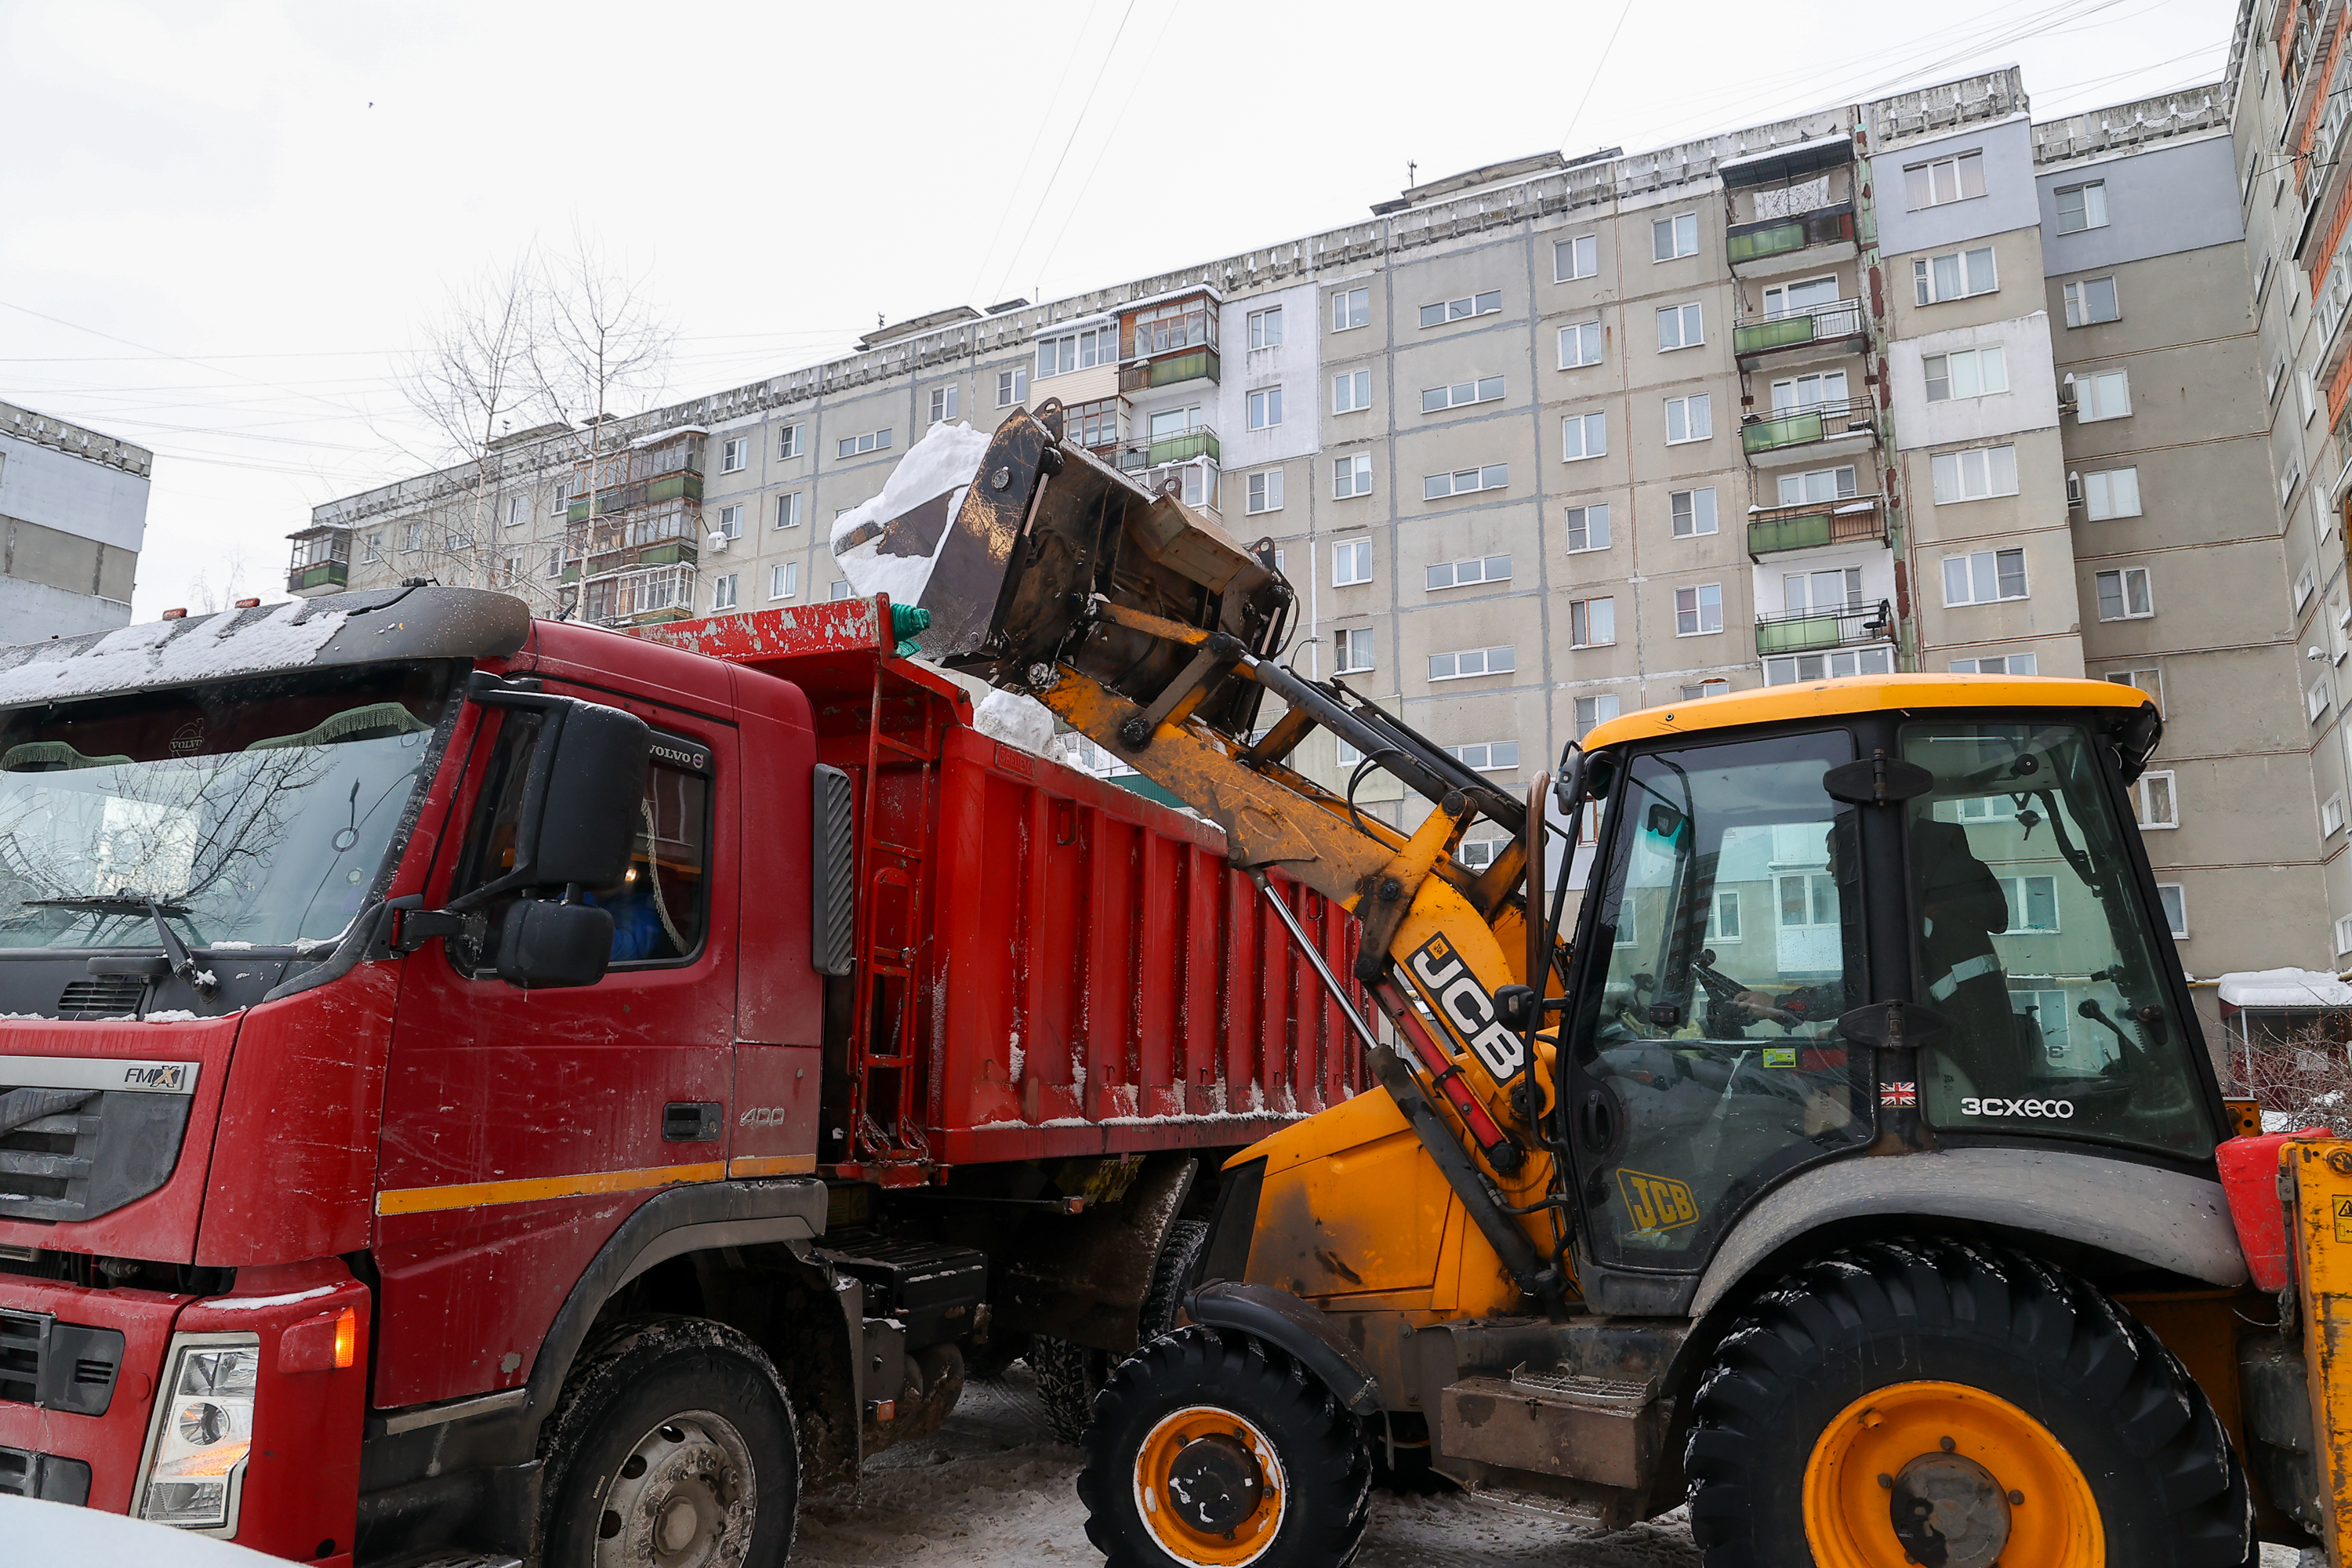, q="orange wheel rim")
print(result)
[1803,1380,2103,1568]
[1131,1404,1286,1566]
